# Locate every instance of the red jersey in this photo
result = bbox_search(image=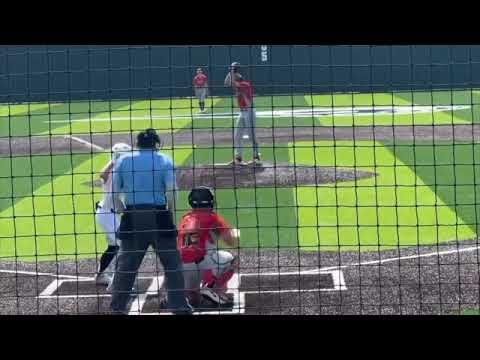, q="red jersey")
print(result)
[177,209,231,263]
[193,73,208,88]
[235,80,254,109]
